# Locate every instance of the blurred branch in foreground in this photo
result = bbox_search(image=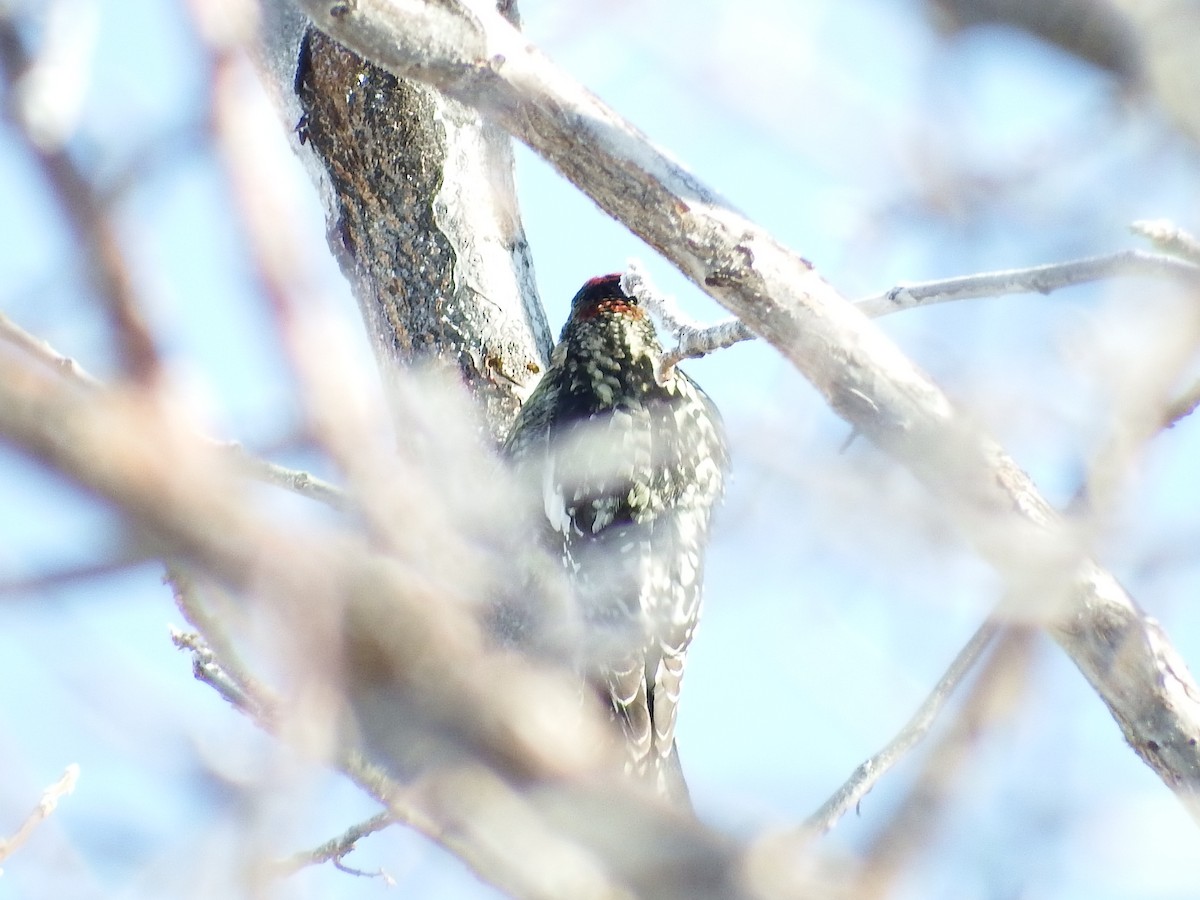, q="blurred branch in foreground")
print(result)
[0,339,769,898]
[292,0,1200,817]
[0,344,599,786]
[0,10,159,383]
[0,309,346,510]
